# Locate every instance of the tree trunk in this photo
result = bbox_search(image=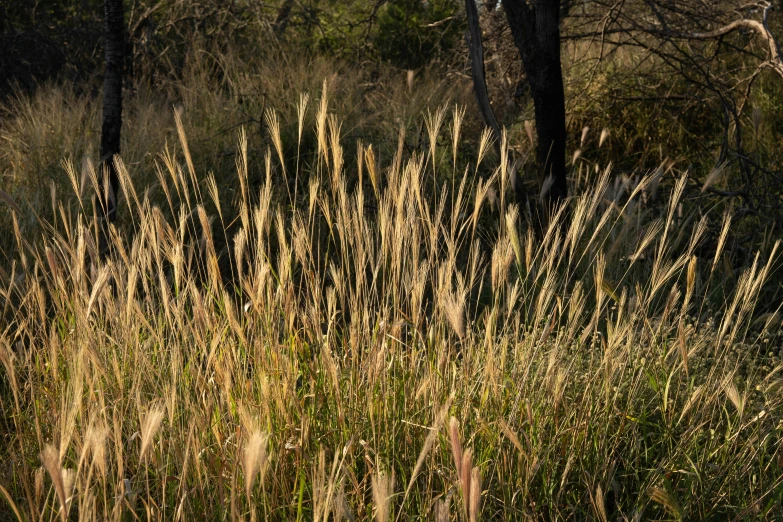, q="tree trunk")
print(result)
[99,0,124,251]
[502,0,568,211]
[464,0,501,139]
